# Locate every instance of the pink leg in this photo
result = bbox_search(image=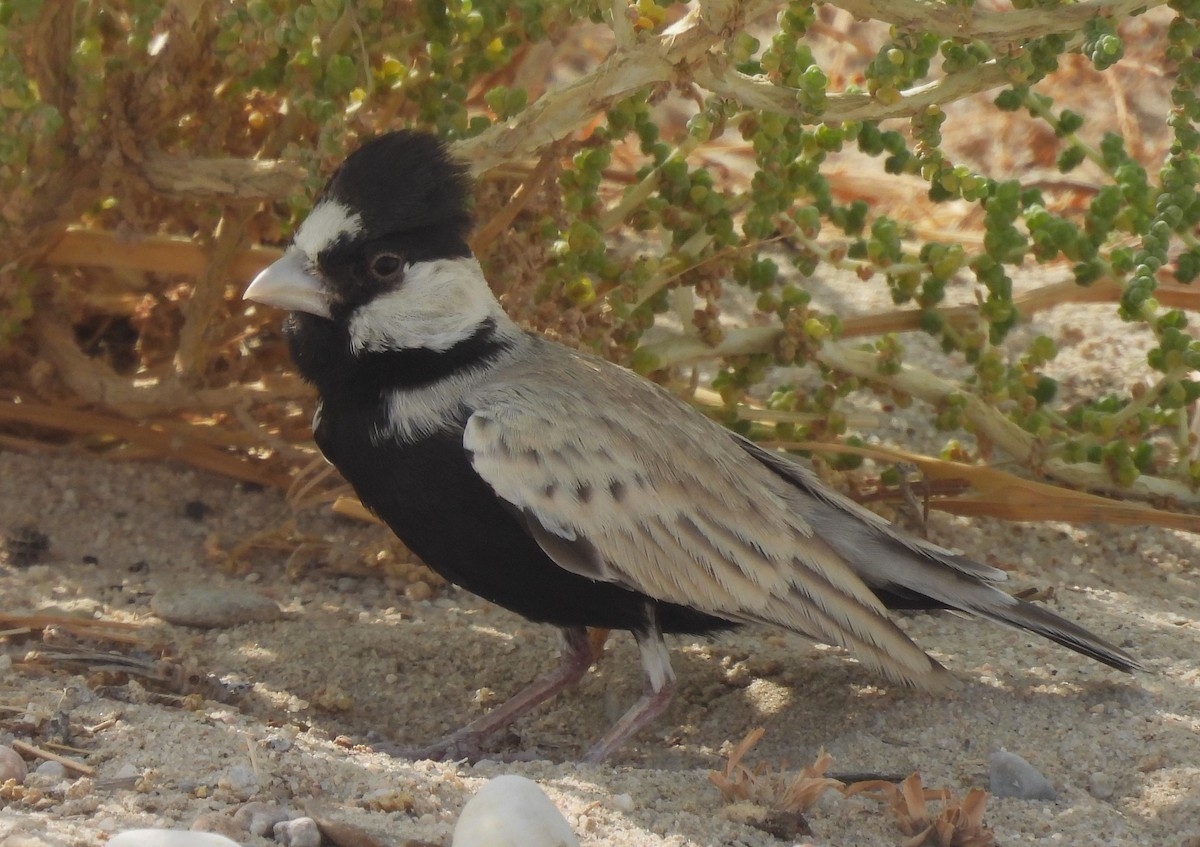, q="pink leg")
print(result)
[377,627,595,762]
[582,625,678,764]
